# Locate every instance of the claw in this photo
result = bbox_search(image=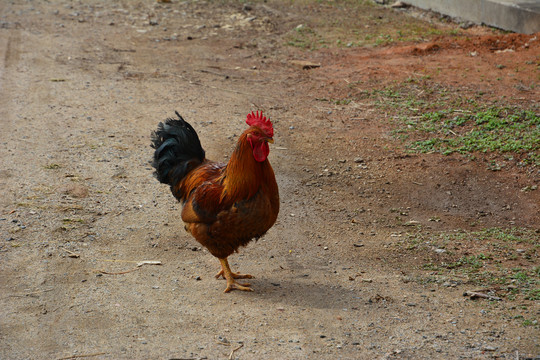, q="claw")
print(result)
[218,258,254,293]
[215,269,254,280]
[224,282,253,293]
